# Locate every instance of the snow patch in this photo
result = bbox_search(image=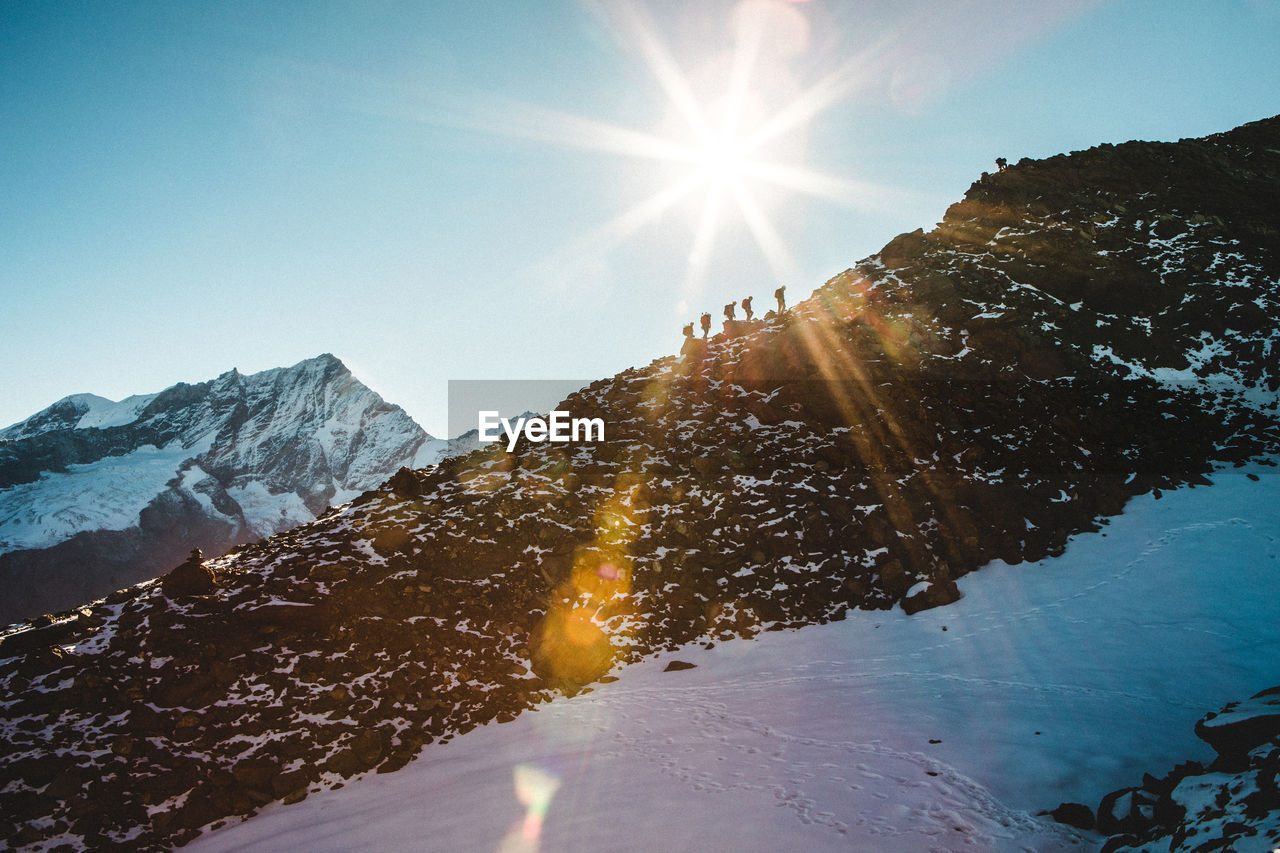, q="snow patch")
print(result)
[73,393,158,429]
[226,483,315,538]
